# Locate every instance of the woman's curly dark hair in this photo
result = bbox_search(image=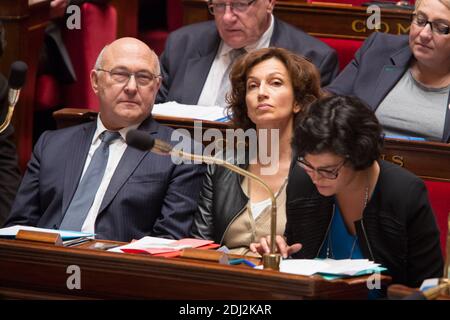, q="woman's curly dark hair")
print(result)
[294,95,384,170]
[227,47,322,130]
